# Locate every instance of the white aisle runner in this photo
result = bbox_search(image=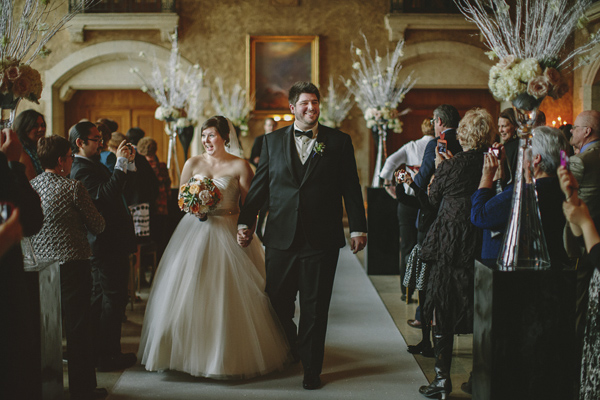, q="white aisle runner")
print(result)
[107,244,427,400]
